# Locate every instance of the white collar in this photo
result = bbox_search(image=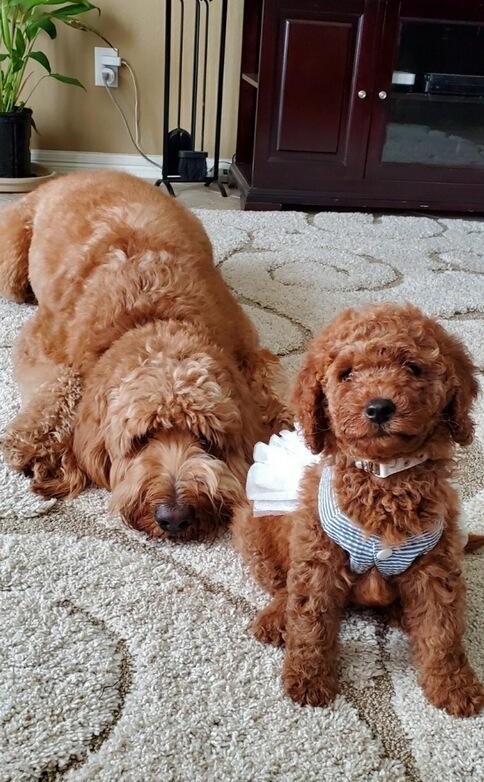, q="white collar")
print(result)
[354,452,428,479]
